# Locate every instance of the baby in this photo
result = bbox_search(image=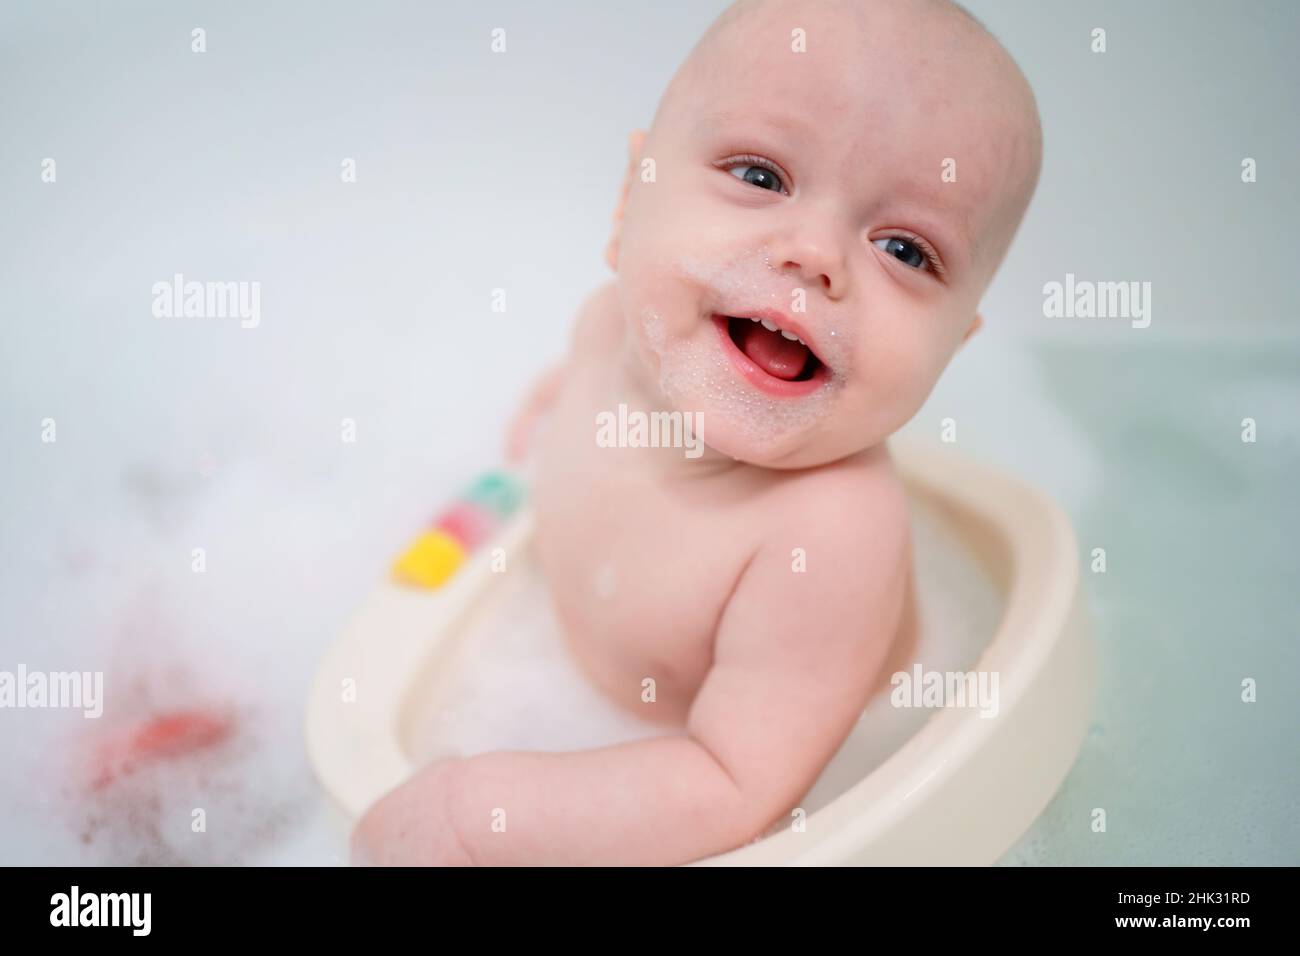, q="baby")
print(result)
[353,0,1041,865]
